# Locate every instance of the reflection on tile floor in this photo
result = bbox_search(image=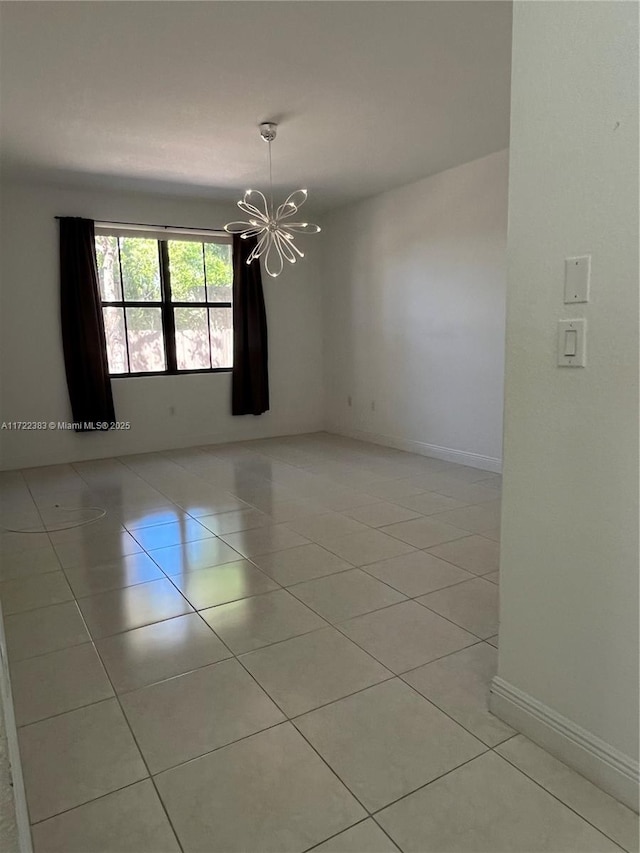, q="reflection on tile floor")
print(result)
[0,433,636,852]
